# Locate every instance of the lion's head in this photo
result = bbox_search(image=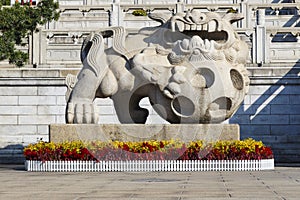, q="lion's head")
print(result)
[133,11,250,123]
